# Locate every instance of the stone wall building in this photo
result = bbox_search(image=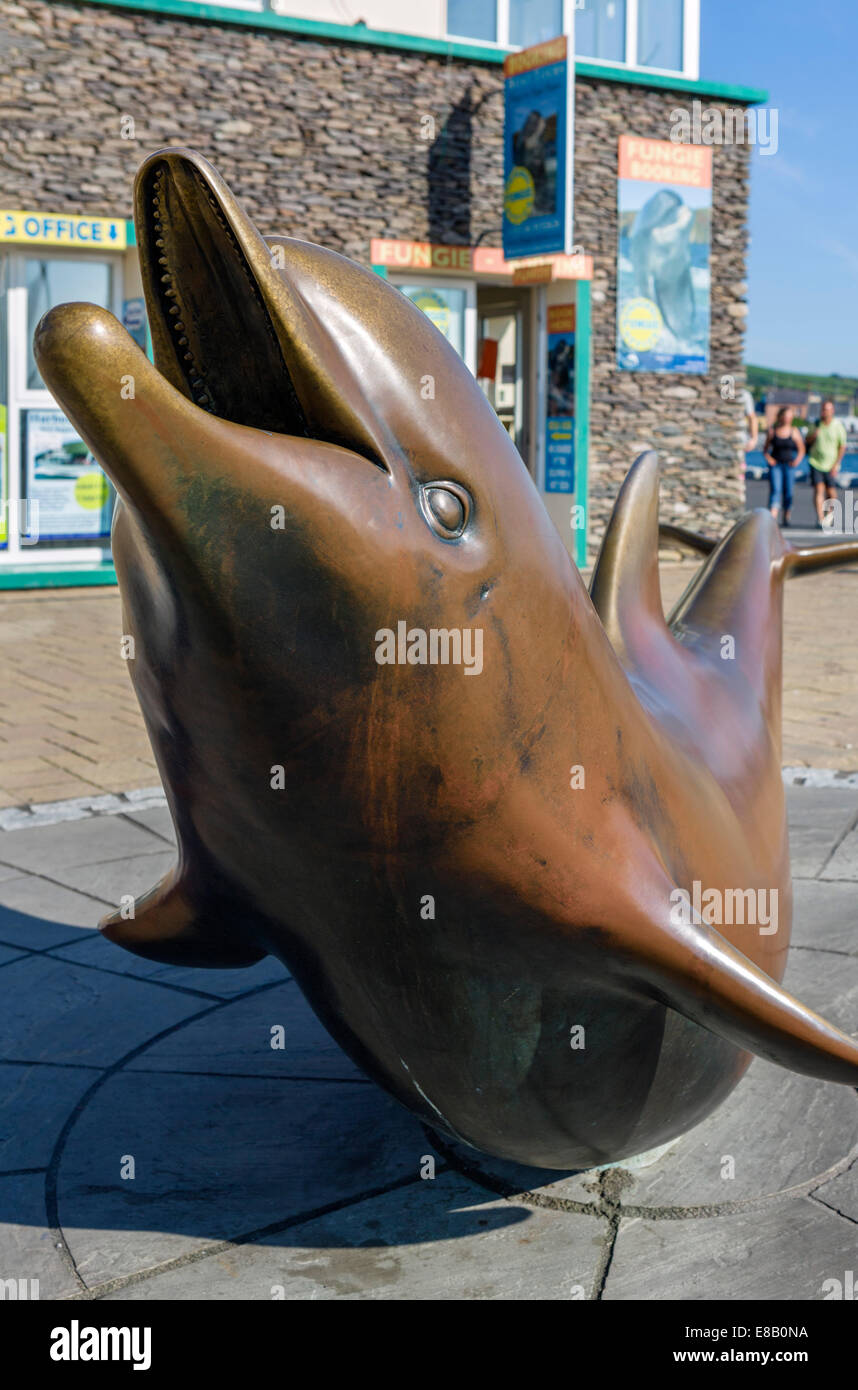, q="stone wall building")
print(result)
[0,0,764,584]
